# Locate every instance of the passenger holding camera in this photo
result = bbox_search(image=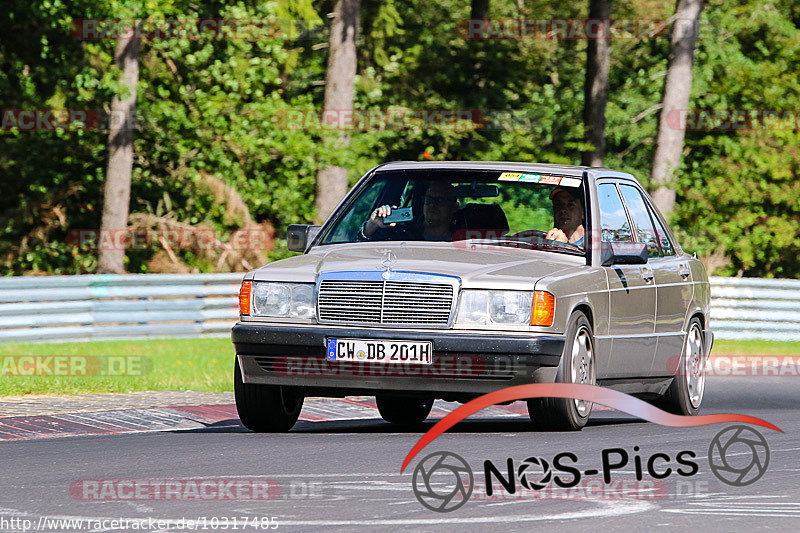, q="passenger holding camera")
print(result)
[360,182,459,242]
